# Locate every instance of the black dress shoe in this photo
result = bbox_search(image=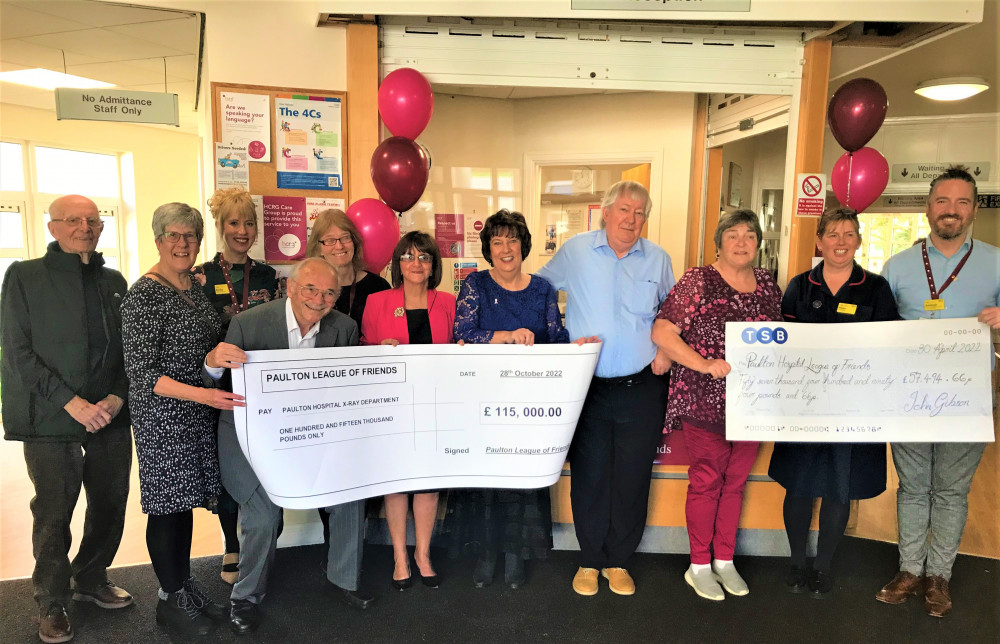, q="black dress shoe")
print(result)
[329,584,375,610]
[229,599,260,635]
[505,553,526,589]
[392,575,412,591]
[784,565,808,594]
[808,570,833,599]
[473,555,496,588]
